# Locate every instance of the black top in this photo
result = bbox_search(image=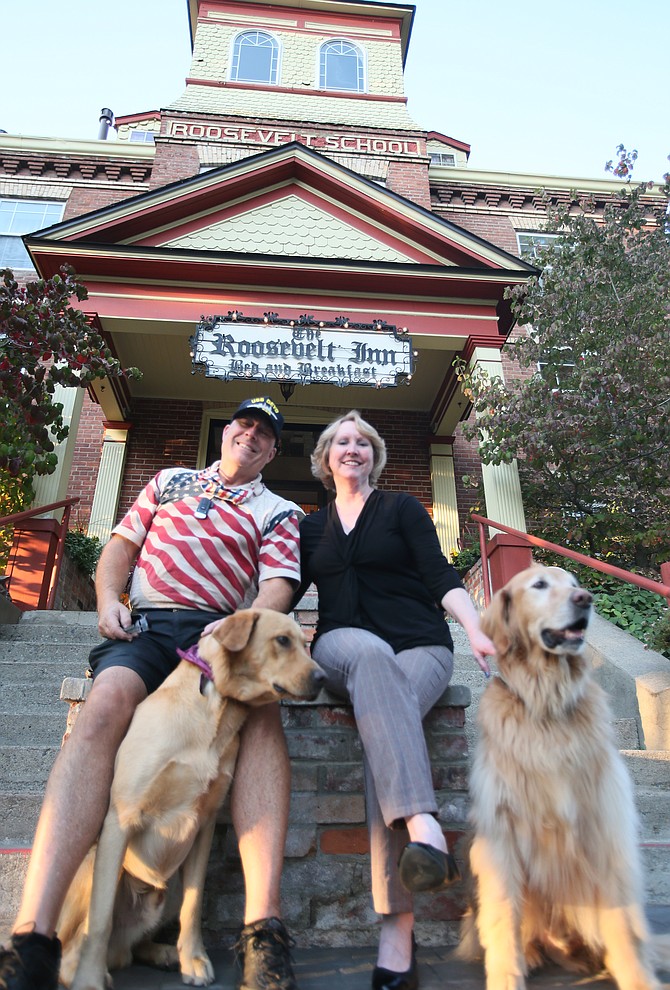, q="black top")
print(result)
[296,490,464,653]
